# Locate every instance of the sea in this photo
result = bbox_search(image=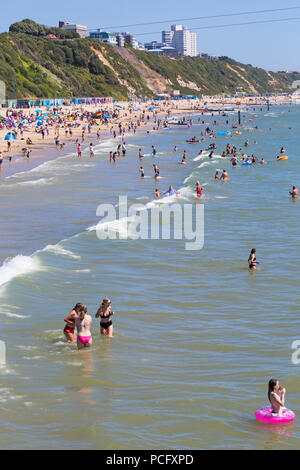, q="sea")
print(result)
[0,104,299,450]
